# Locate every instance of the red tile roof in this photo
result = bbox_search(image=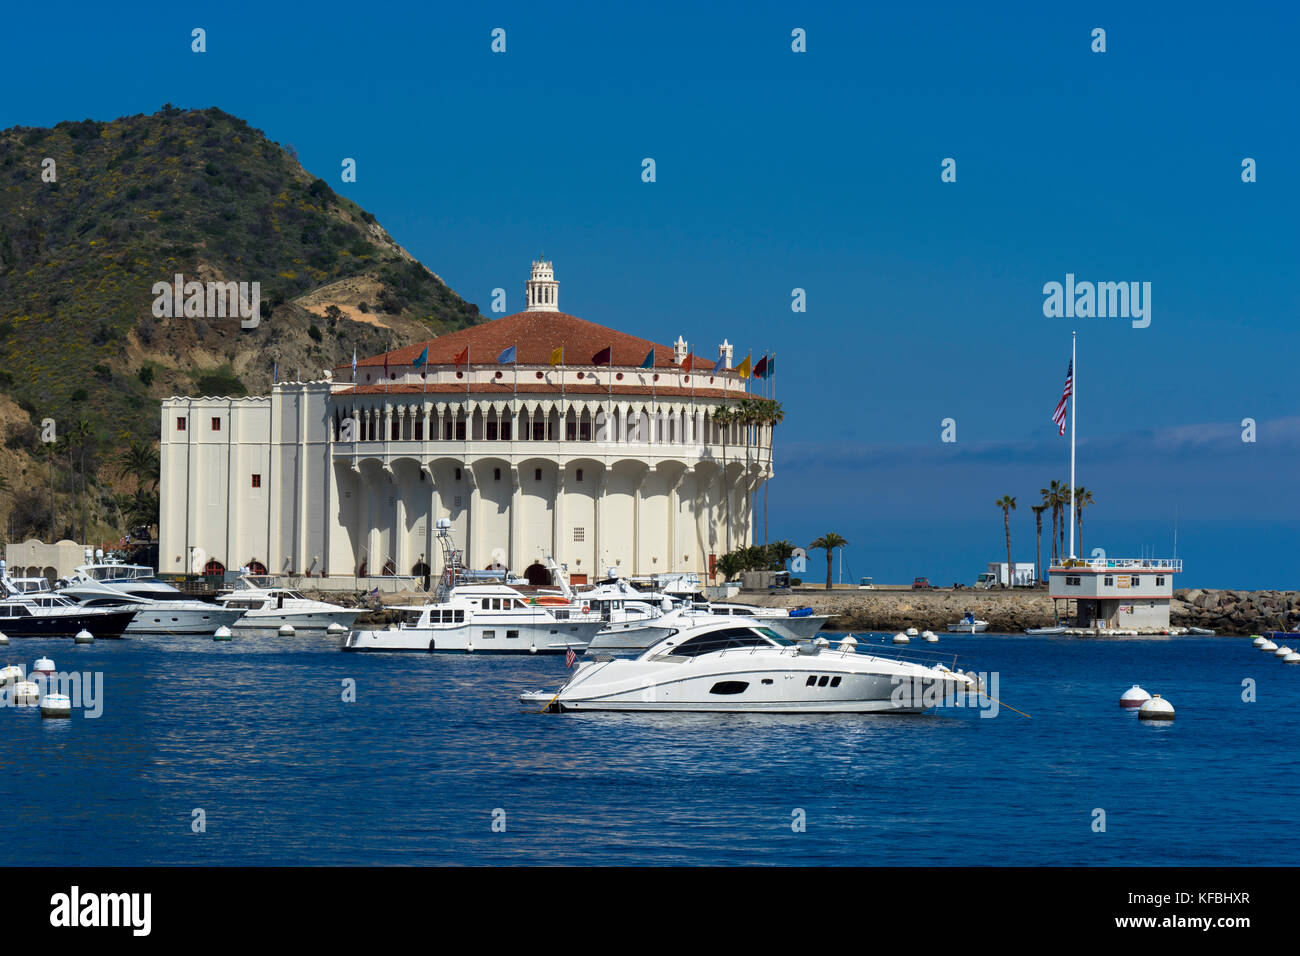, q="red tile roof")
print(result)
[338,311,718,372]
[335,382,734,400]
